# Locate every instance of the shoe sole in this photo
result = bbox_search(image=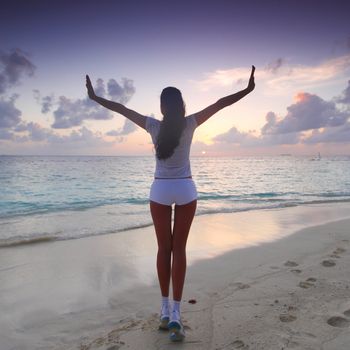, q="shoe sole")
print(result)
[168,321,185,341]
